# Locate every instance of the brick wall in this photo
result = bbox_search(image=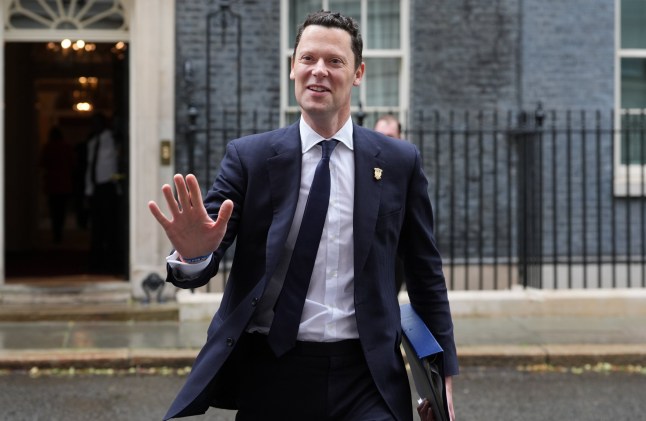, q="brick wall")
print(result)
[409,0,615,112]
[410,0,520,112]
[175,0,281,183]
[521,0,615,110]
